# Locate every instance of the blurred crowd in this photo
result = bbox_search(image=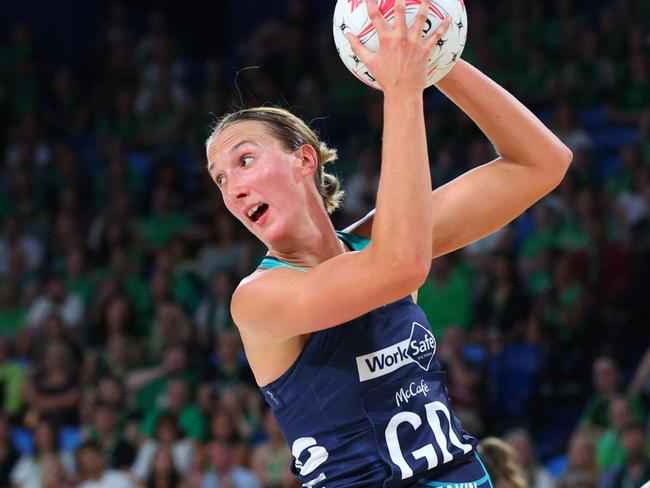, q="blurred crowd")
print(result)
[0,0,649,487]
